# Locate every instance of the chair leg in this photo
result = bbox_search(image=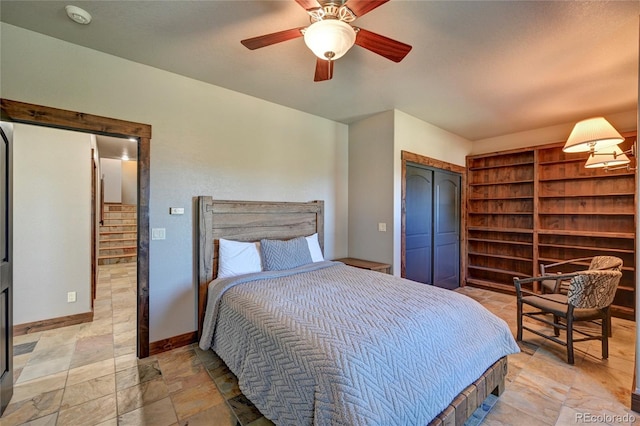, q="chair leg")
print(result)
[608,313,613,338]
[602,308,609,359]
[516,299,523,341]
[567,313,575,365]
[553,315,560,337]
